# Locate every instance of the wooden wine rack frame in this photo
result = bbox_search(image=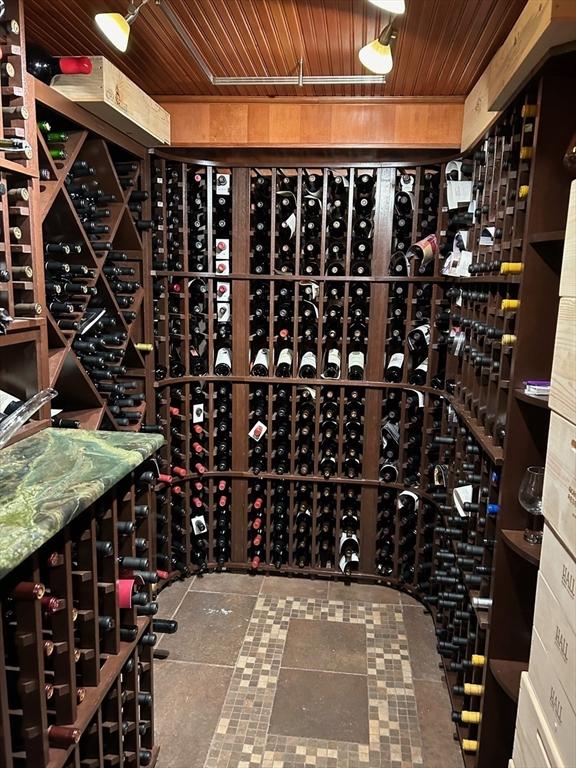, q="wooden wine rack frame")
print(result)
[0,464,159,768]
[0,4,572,764]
